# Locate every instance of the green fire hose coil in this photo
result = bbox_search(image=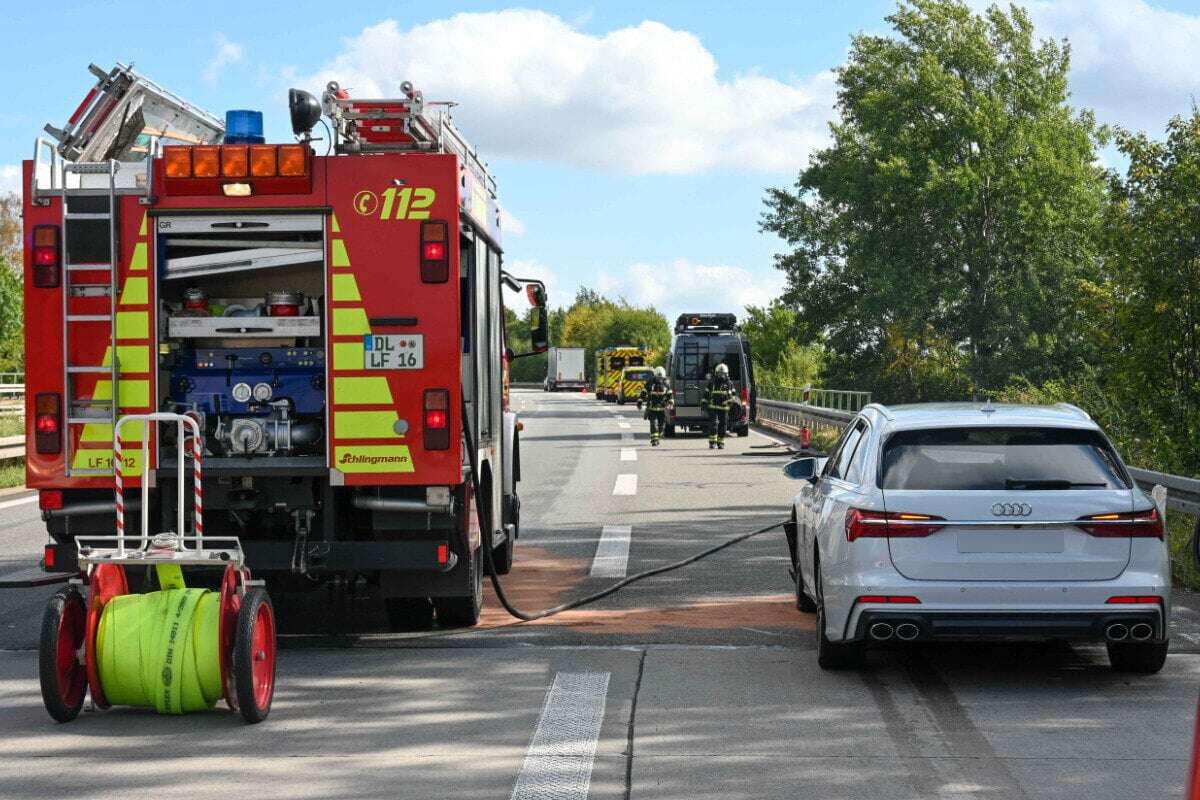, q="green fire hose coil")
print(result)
[95,565,223,714]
